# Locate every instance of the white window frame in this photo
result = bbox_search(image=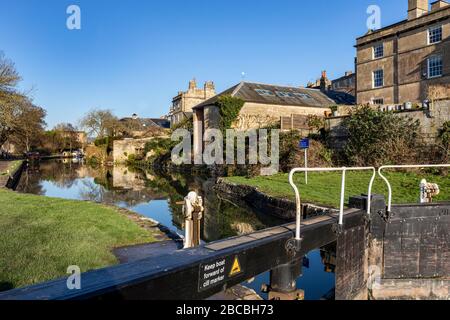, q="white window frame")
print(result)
[428,25,442,45]
[373,43,384,59]
[373,69,384,88]
[427,55,443,79]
